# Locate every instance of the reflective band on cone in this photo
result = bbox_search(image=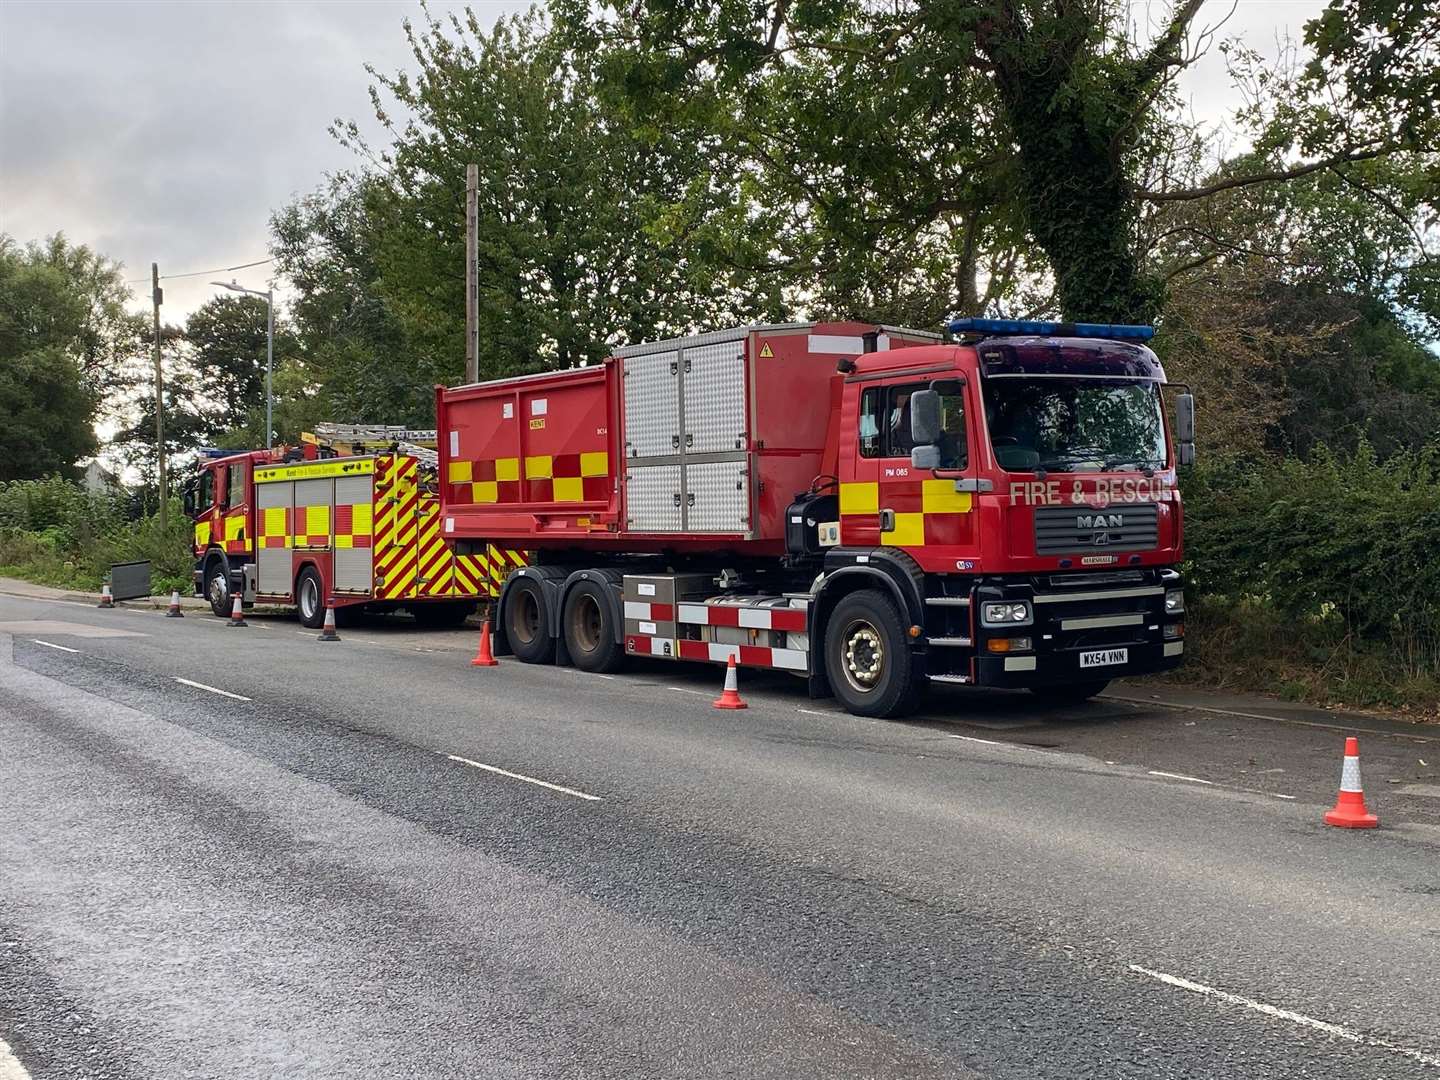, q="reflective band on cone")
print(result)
[318,606,340,642]
[166,589,184,618]
[1323,736,1378,829]
[97,583,114,609]
[712,655,748,710]
[470,619,498,667]
[227,594,247,627]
